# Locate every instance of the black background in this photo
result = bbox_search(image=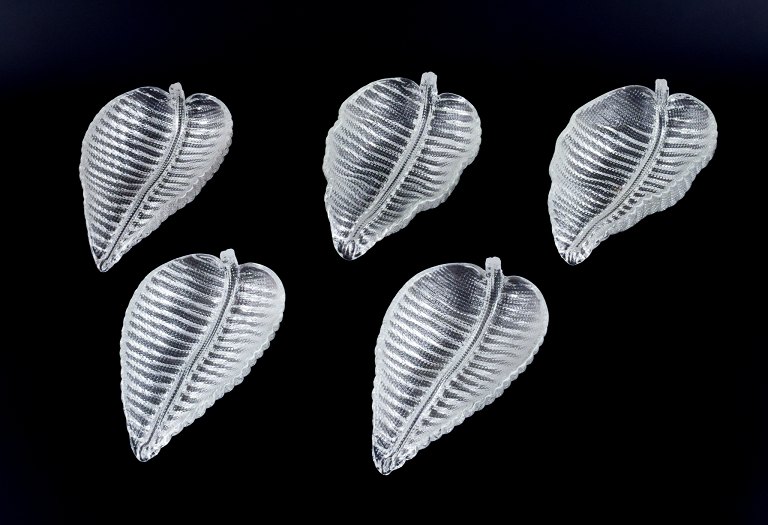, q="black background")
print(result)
[2,1,766,522]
